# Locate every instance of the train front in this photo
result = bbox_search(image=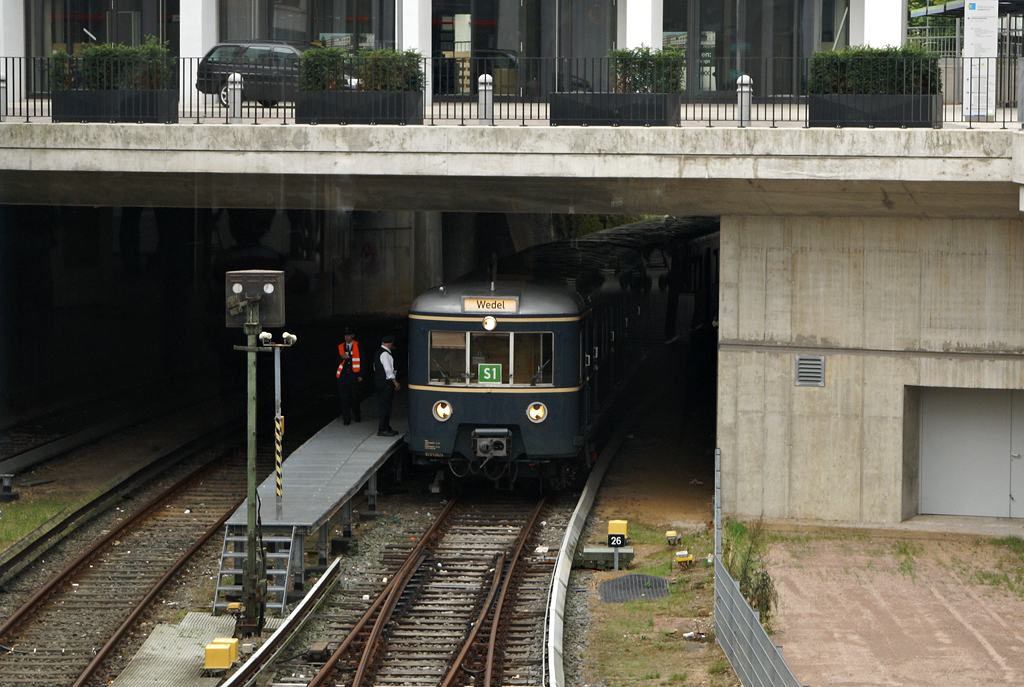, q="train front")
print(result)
[407,282,583,486]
